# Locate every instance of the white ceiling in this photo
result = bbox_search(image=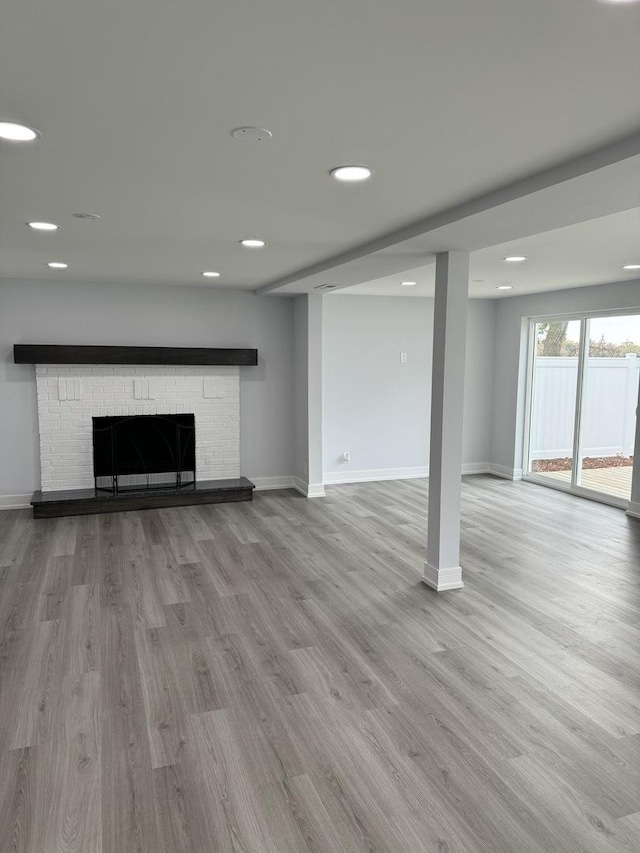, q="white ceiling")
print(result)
[1,0,640,290]
[338,208,640,298]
